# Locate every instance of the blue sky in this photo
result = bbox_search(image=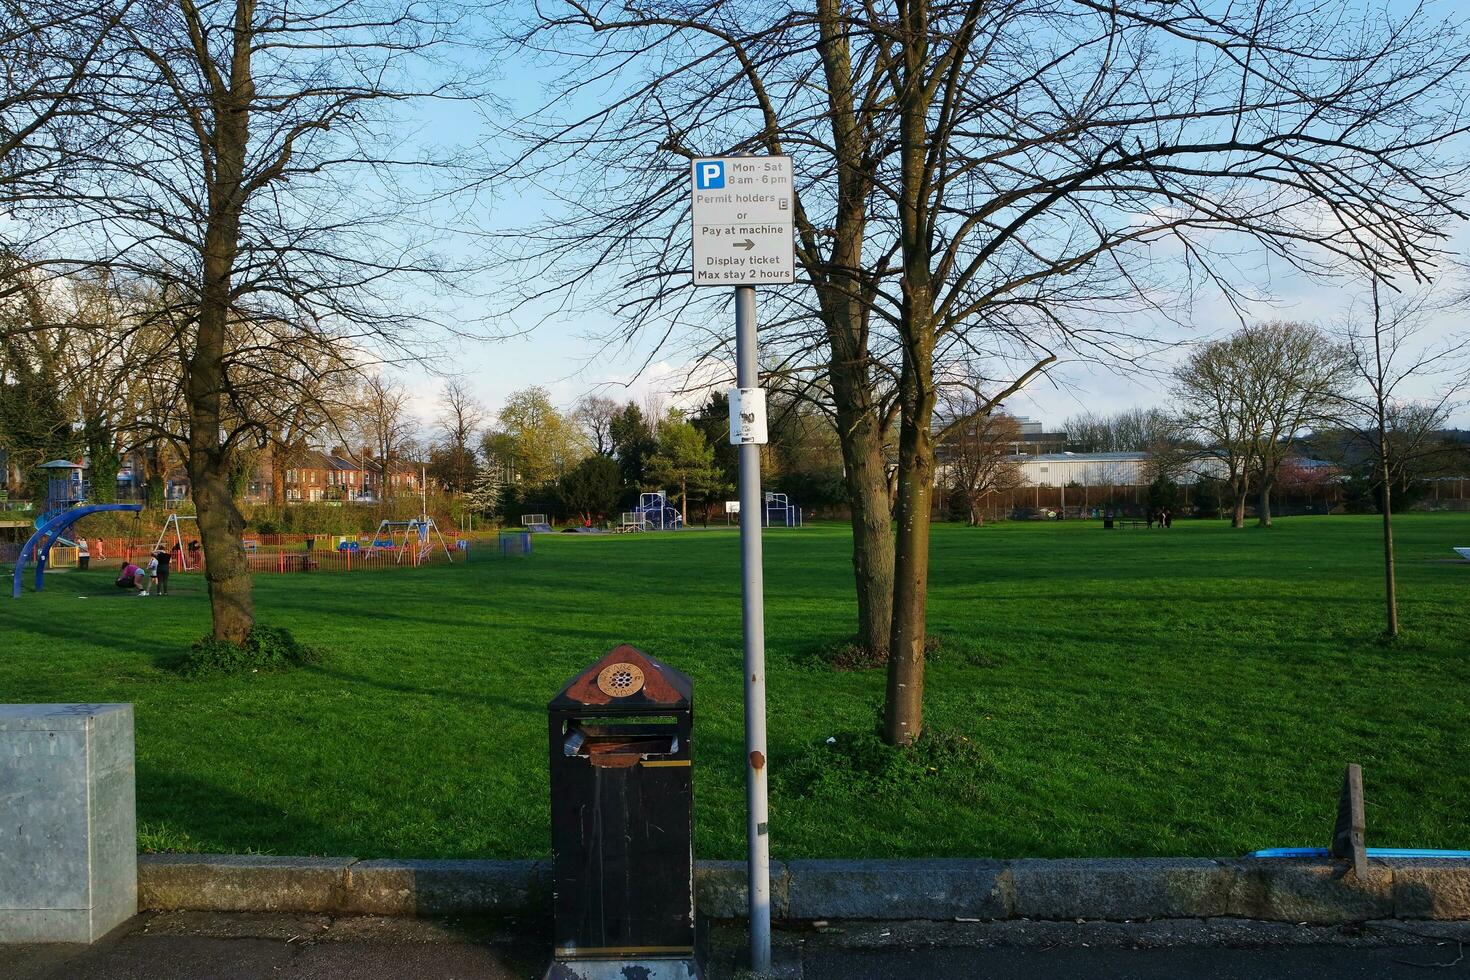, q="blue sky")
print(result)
[400,204,1468,433]
[387,4,1470,435]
